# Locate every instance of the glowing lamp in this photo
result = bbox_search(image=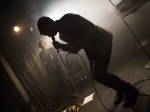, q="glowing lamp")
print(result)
[14,26,20,32]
